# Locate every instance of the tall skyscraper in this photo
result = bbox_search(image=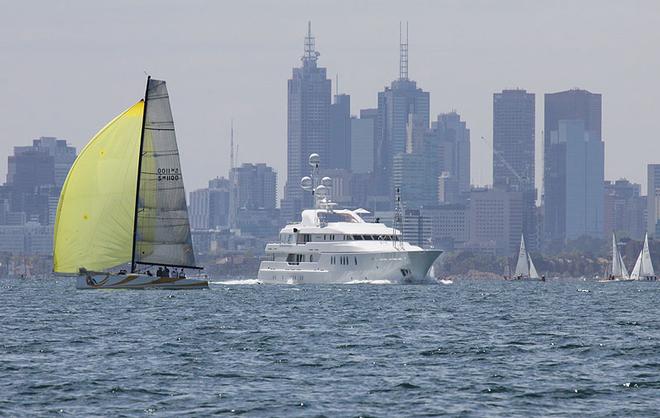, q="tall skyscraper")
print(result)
[544,89,603,244]
[493,90,535,190]
[374,25,430,198]
[4,136,76,225]
[493,89,536,249]
[647,164,660,237]
[426,111,471,201]
[392,152,428,208]
[563,120,604,240]
[328,93,351,170]
[604,179,645,240]
[350,111,375,174]
[282,22,331,221]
